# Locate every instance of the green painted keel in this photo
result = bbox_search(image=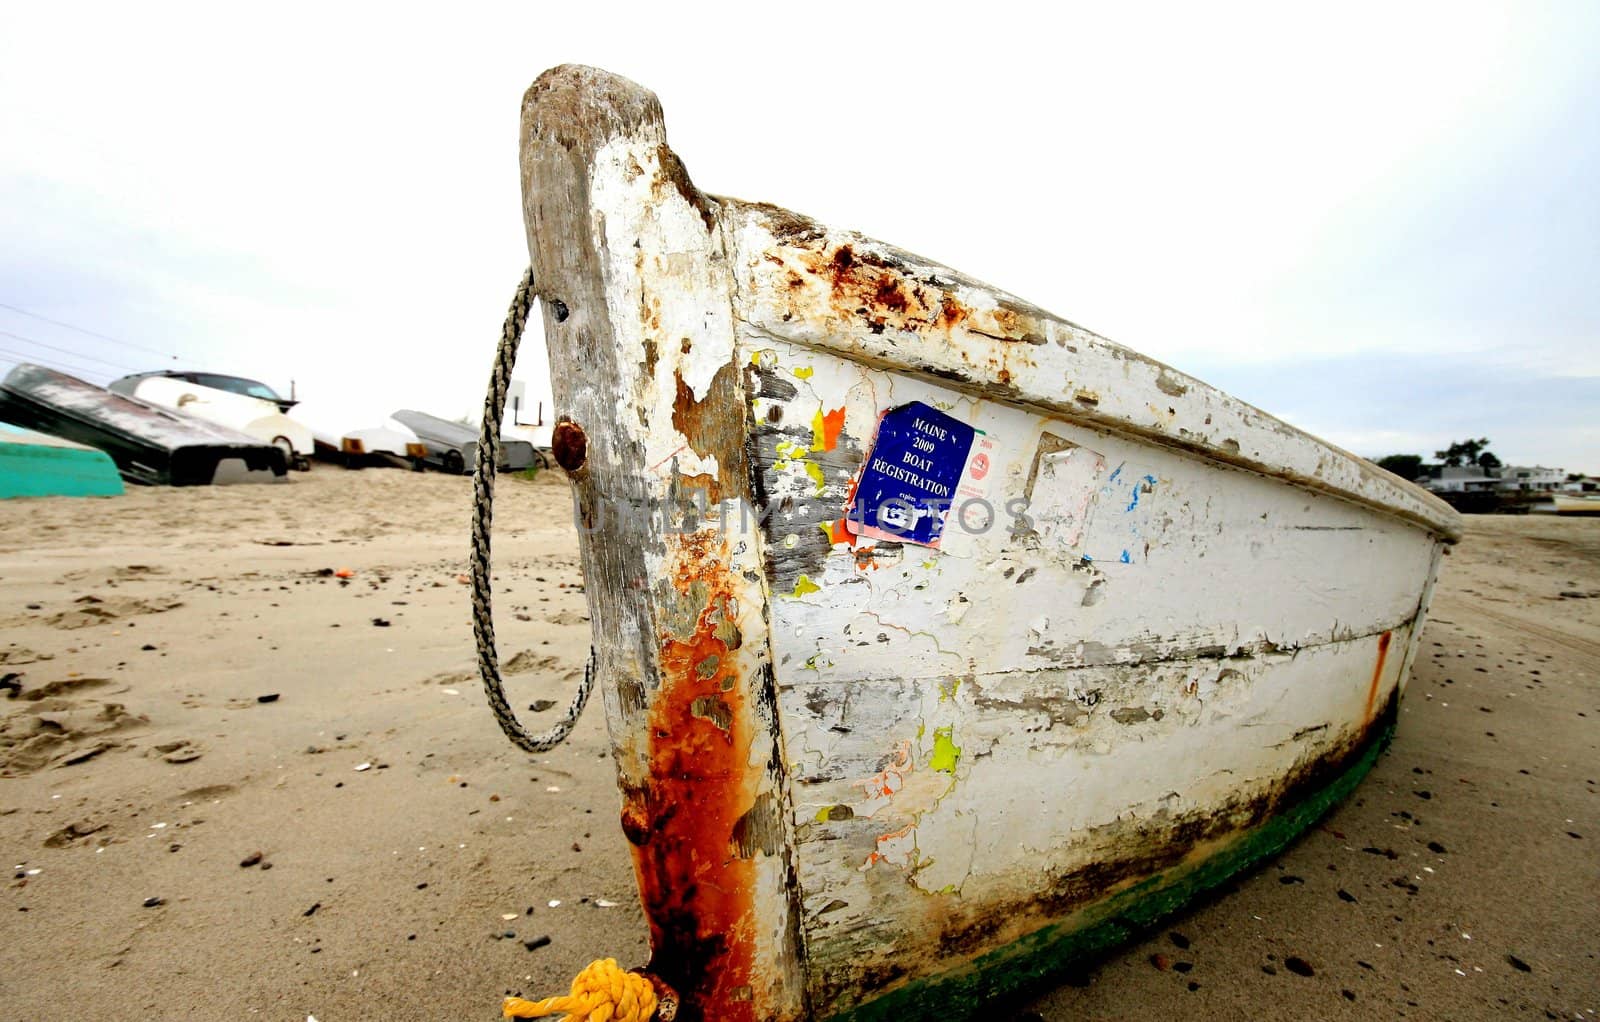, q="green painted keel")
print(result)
[0,422,124,498]
[829,707,1398,1021]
